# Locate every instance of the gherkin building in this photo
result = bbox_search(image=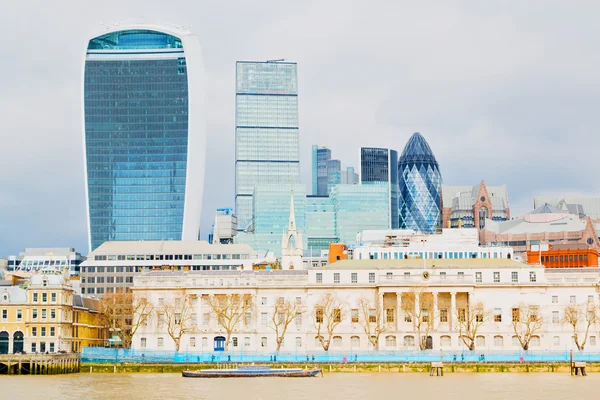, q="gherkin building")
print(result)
[398,132,442,233]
